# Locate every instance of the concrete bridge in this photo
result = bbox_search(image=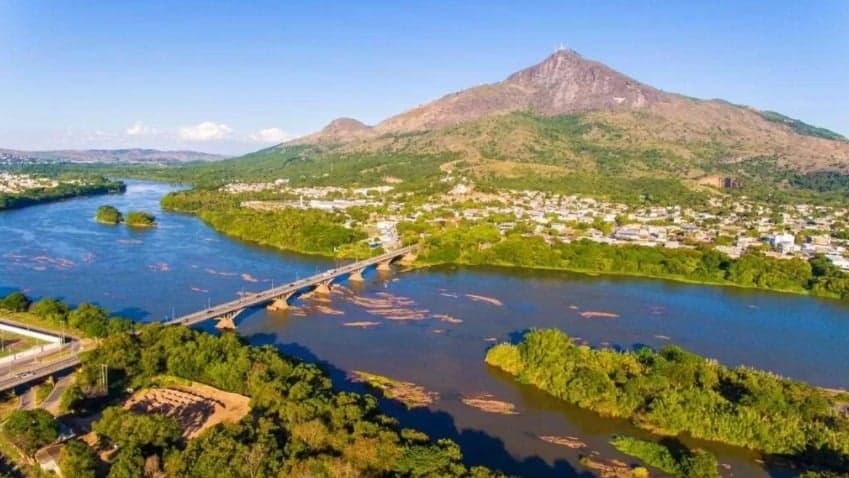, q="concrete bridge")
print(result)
[165,245,417,329]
